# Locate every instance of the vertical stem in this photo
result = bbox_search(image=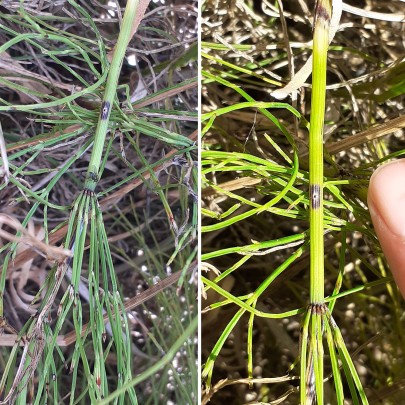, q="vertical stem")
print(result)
[302,2,332,403]
[309,0,332,304]
[85,0,140,191]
